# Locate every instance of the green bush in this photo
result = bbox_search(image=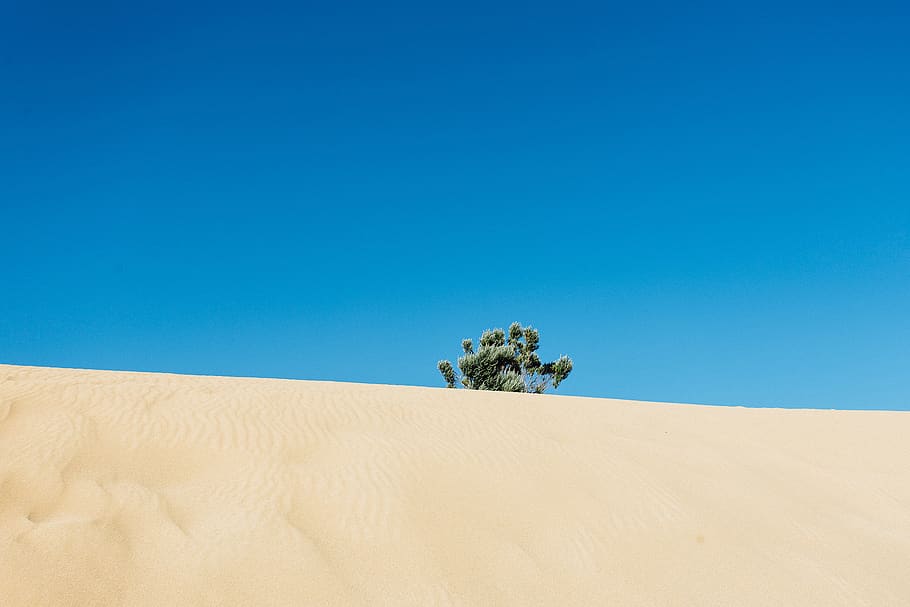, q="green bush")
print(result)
[437,322,573,393]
